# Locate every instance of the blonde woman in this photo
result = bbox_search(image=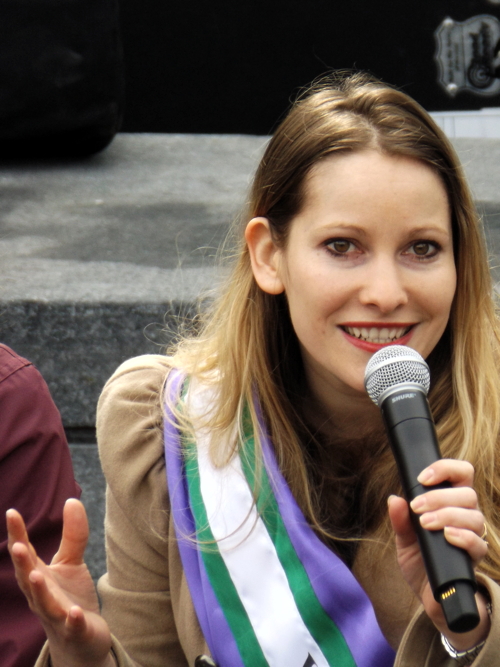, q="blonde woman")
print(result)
[7,72,500,667]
